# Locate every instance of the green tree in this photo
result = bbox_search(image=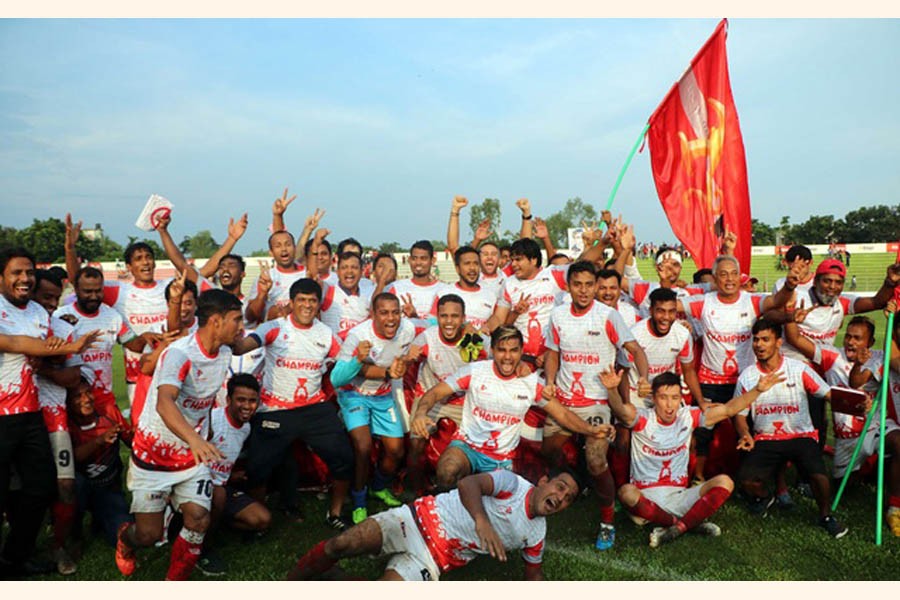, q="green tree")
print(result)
[0,226,20,250]
[180,230,219,258]
[469,198,501,243]
[788,215,839,245]
[430,240,448,252]
[17,218,66,263]
[126,236,166,260]
[377,241,403,255]
[543,197,598,248]
[840,205,900,243]
[250,249,271,257]
[751,218,776,245]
